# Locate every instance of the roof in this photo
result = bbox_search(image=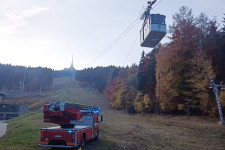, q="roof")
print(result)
[0,92,7,97]
[0,104,20,113]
